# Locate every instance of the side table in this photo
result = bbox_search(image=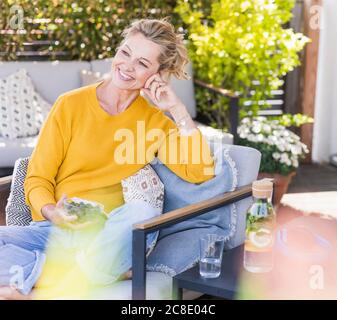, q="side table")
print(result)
[172,245,245,300]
